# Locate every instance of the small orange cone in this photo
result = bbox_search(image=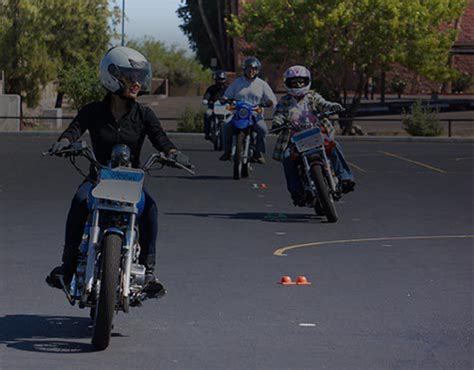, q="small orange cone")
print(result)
[278,276,295,285]
[296,276,312,285]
